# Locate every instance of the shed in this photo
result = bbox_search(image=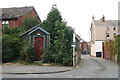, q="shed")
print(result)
[20,24,50,61]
